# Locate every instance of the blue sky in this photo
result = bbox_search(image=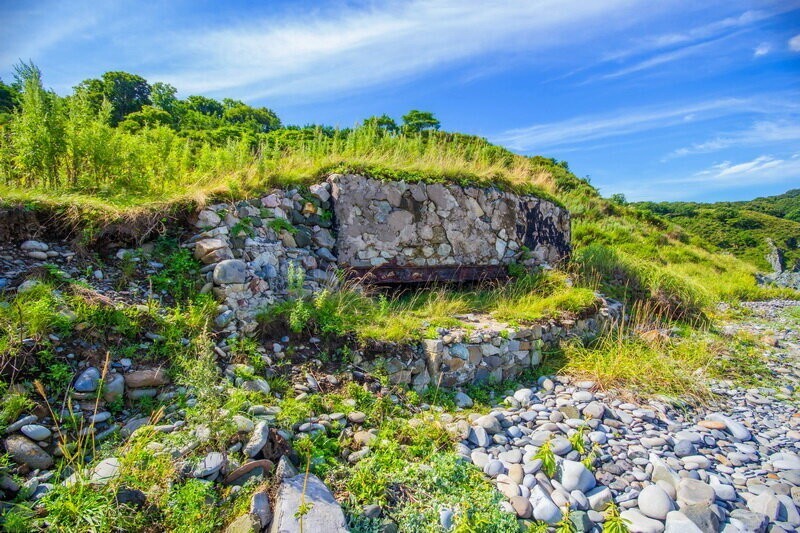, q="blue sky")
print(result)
[1,0,799,202]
